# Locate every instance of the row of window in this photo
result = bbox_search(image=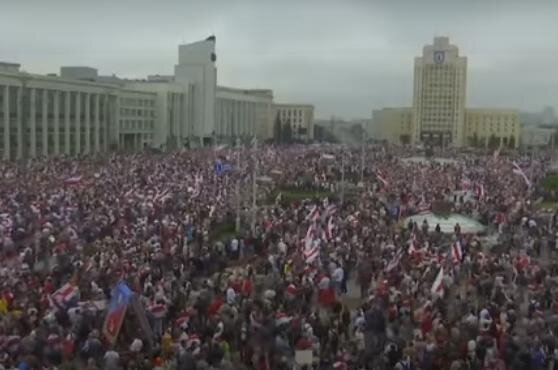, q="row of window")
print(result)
[119,119,155,131]
[120,108,155,118]
[120,98,155,107]
[280,109,304,118]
